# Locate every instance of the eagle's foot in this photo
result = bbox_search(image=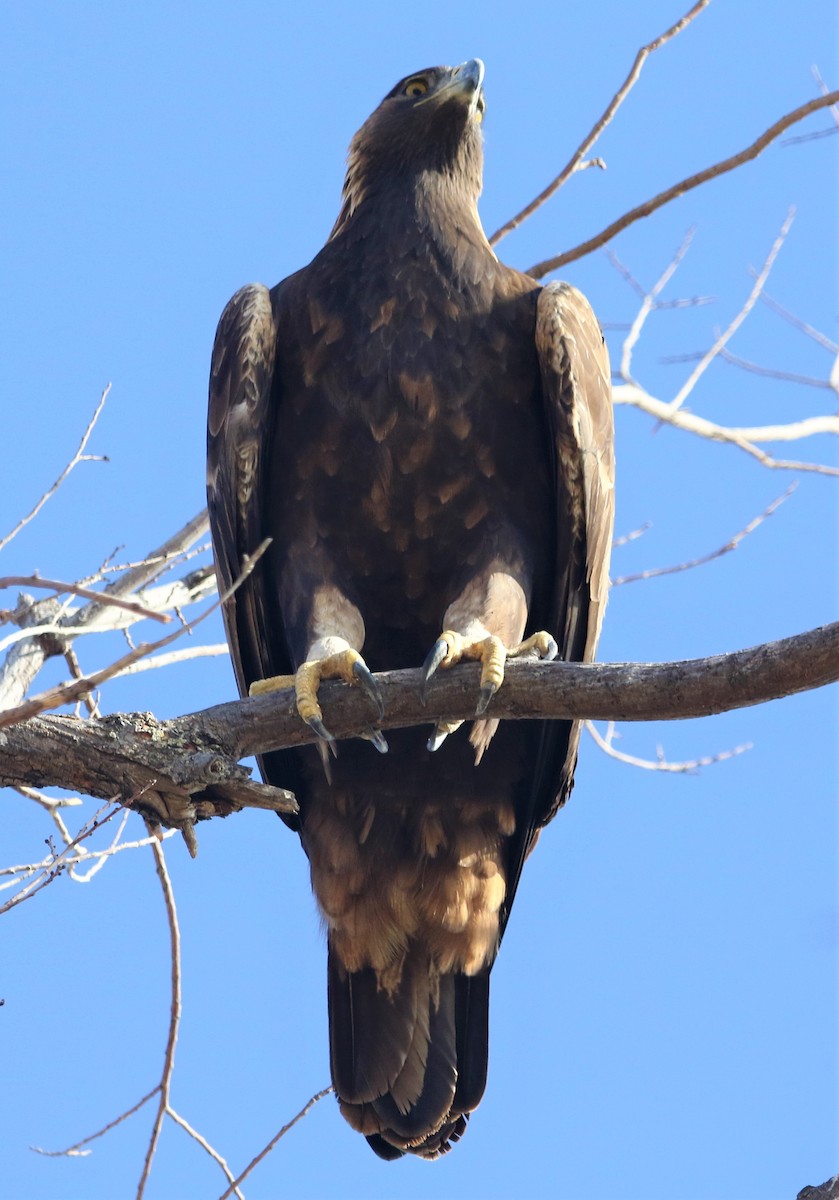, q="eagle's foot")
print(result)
[250,649,386,748]
[421,629,506,717]
[422,628,558,747]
